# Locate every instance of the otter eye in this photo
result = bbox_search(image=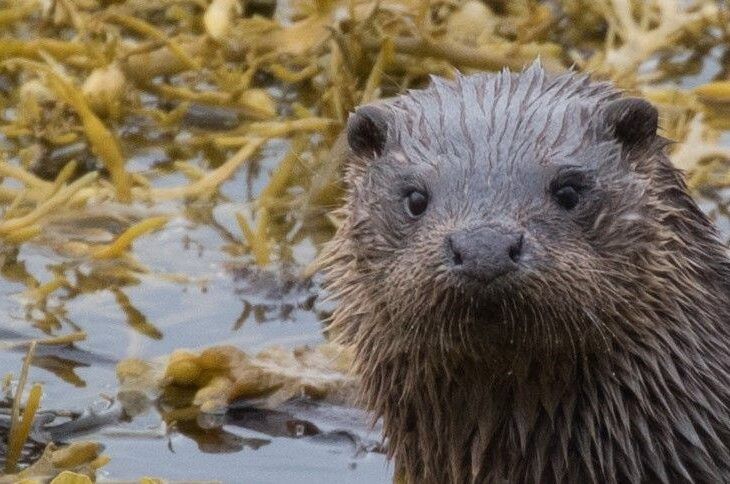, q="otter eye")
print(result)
[553,185,580,210]
[405,190,428,217]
